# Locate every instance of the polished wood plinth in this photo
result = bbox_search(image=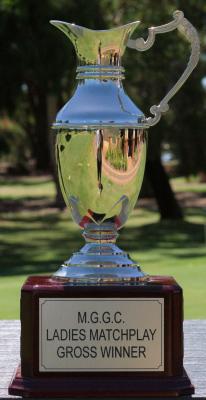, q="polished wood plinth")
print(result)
[9,275,194,397]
